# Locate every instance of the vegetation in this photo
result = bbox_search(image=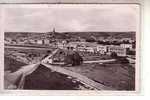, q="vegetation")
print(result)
[4,56,27,72]
[110,52,118,58]
[127,49,136,55]
[64,51,83,66]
